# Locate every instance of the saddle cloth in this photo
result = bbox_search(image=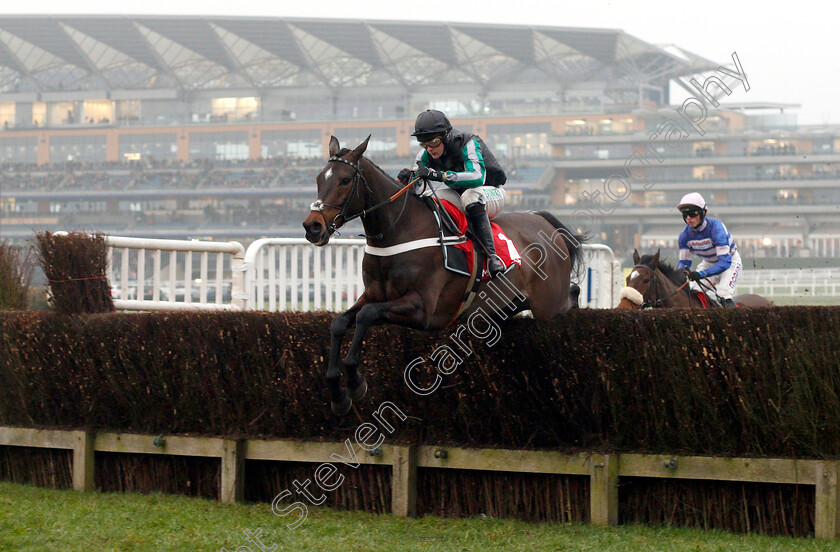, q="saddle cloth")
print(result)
[692,290,711,308]
[437,199,521,279]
